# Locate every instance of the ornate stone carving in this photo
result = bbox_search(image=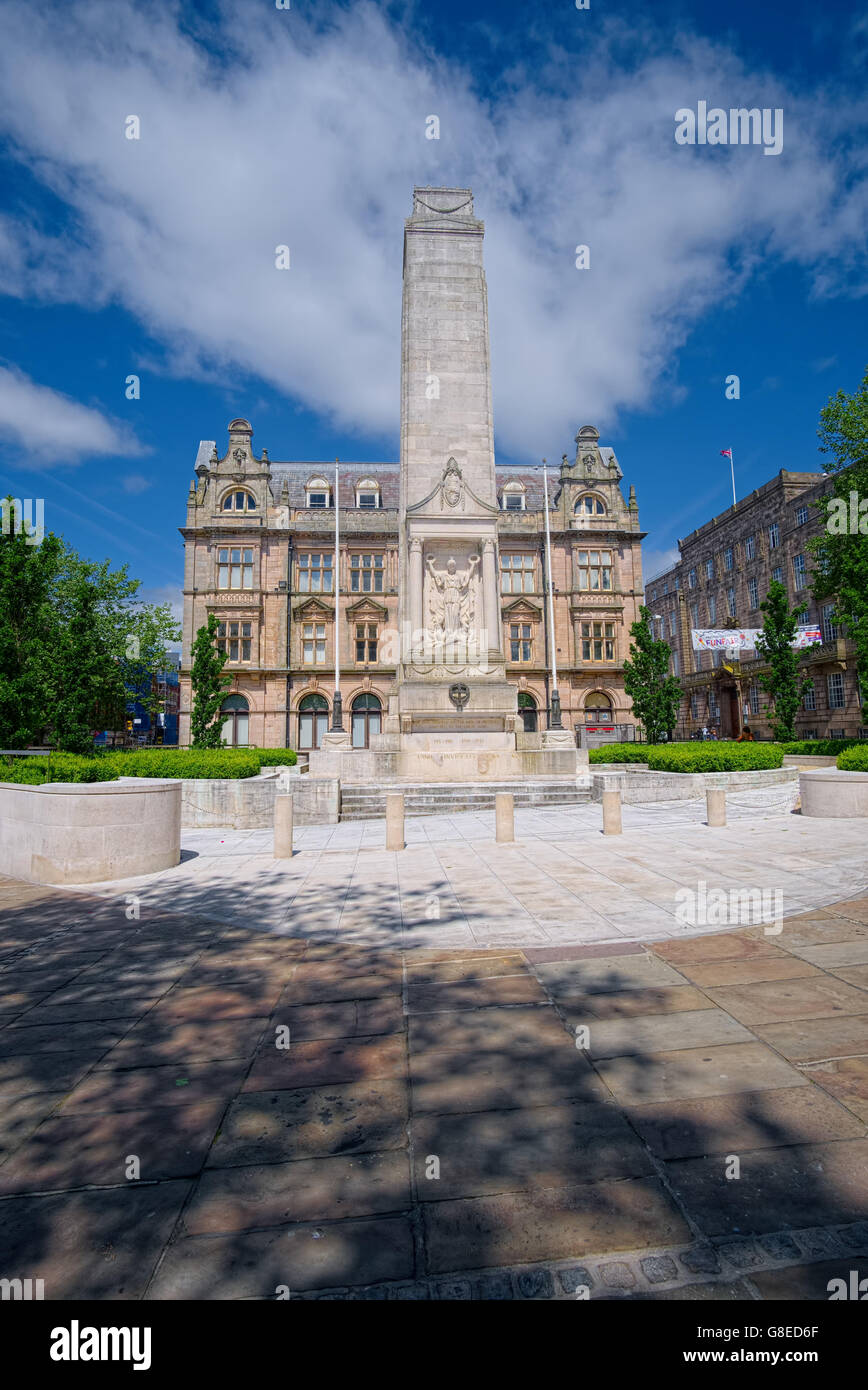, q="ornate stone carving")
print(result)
[425,553,480,636]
